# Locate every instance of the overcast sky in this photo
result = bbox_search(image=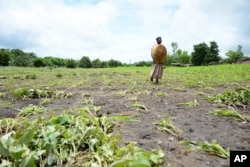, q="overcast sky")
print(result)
[0,0,249,63]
